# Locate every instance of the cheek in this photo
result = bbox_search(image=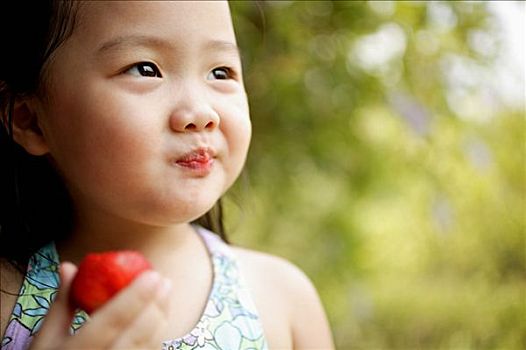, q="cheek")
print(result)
[221,104,251,178]
[42,90,159,185]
